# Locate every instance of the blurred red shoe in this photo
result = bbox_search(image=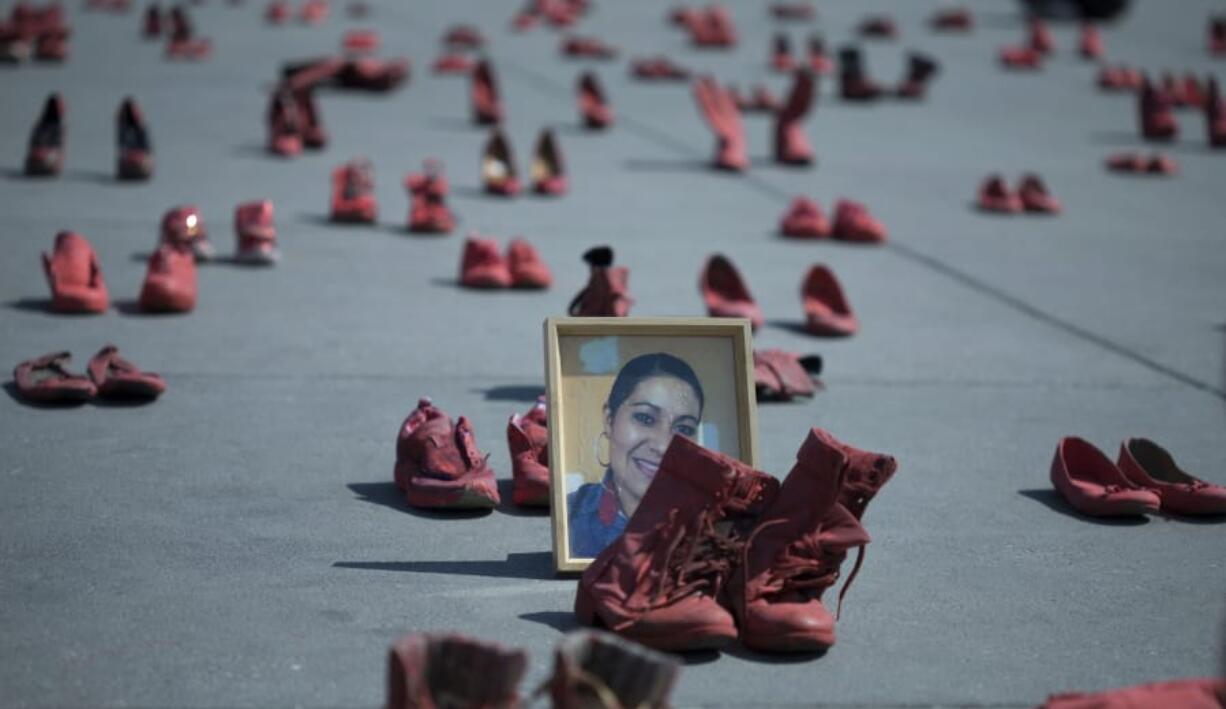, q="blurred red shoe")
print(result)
[42,231,108,313]
[1145,153,1178,174]
[139,244,197,313]
[769,2,811,21]
[264,0,289,23]
[770,32,794,72]
[293,88,325,149]
[266,86,302,156]
[298,0,327,24]
[387,634,525,709]
[693,75,747,171]
[801,264,857,336]
[1097,64,1141,91]
[630,55,689,81]
[34,26,68,61]
[1181,73,1206,109]
[754,349,822,401]
[88,345,166,400]
[393,398,501,509]
[282,56,342,91]
[562,35,617,59]
[460,235,512,289]
[143,3,161,36]
[977,174,1022,213]
[999,45,1041,70]
[116,97,153,180]
[342,29,378,54]
[700,254,763,330]
[406,160,454,234]
[234,200,279,265]
[482,129,520,196]
[1028,17,1053,54]
[930,6,971,32]
[577,71,612,129]
[336,57,408,91]
[1050,437,1159,517]
[690,6,736,48]
[806,33,833,74]
[25,92,64,177]
[507,238,551,289]
[858,14,896,39]
[507,396,549,507]
[568,246,632,317]
[774,69,814,165]
[1117,439,1226,516]
[160,205,213,260]
[165,6,210,59]
[1161,72,1189,108]
[1210,16,1226,56]
[432,52,472,75]
[896,52,939,99]
[1206,77,1226,147]
[832,199,886,243]
[839,46,882,100]
[1042,677,1225,709]
[1078,22,1103,59]
[472,58,502,125]
[531,129,566,196]
[443,24,483,49]
[13,352,96,403]
[780,197,829,238]
[330,158,377,224]
[1138,77,1177,141]
[1018,174,1061,214]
